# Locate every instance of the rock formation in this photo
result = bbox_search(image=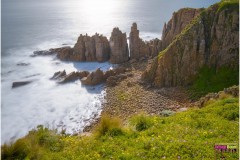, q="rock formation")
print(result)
[146,38,163,57]
[12,81,32,88]
[95,34,110,62]
[46,34,110,62]
[51,70,66,80]
[81,68,105,85]
[129,23,150,59]
[142,4,239,87]
[161,8,201,49]
[51,70,89,83]
[109,28,129,64]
